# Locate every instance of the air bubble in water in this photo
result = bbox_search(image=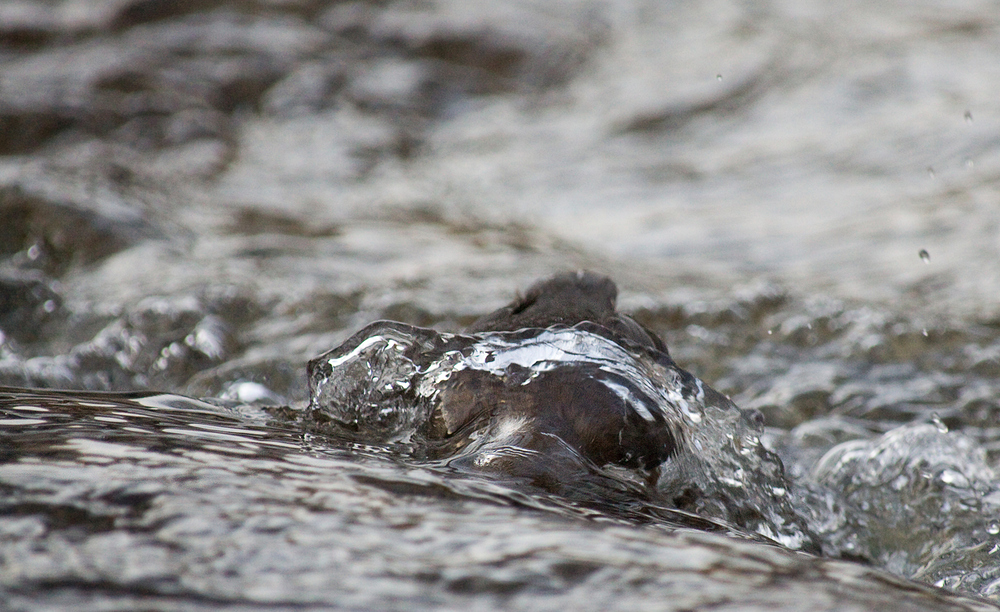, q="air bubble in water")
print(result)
[989,522,1000,535]
[927,166,935,179]
[716,74,723,81]
[919,249,930,263]
[964,110,973,123]
[930,413,948,433]
[922,328,928,337]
